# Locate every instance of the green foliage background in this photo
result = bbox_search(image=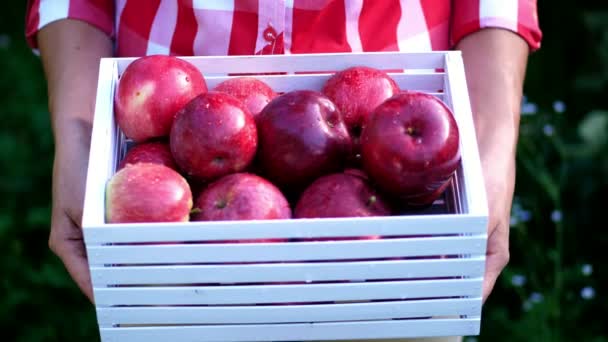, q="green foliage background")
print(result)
[1,1,606,341]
